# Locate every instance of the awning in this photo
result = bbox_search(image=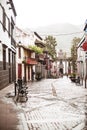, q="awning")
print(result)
[26,59,37,65]
[82,40,87,51]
